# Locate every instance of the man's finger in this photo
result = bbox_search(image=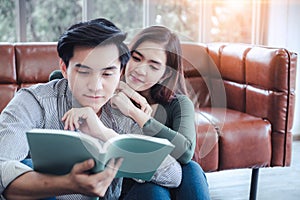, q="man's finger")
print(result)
[106,158,123,171]
[73,159,95,174]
